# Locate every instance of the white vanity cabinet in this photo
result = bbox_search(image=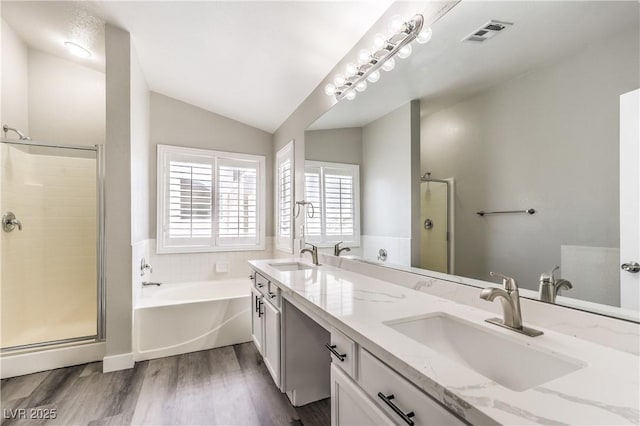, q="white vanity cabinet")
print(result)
[358,349,465,426]
[331,364,393,426]
[263,295,281,387]
[250,287,264,354]
[250,271,282,388]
